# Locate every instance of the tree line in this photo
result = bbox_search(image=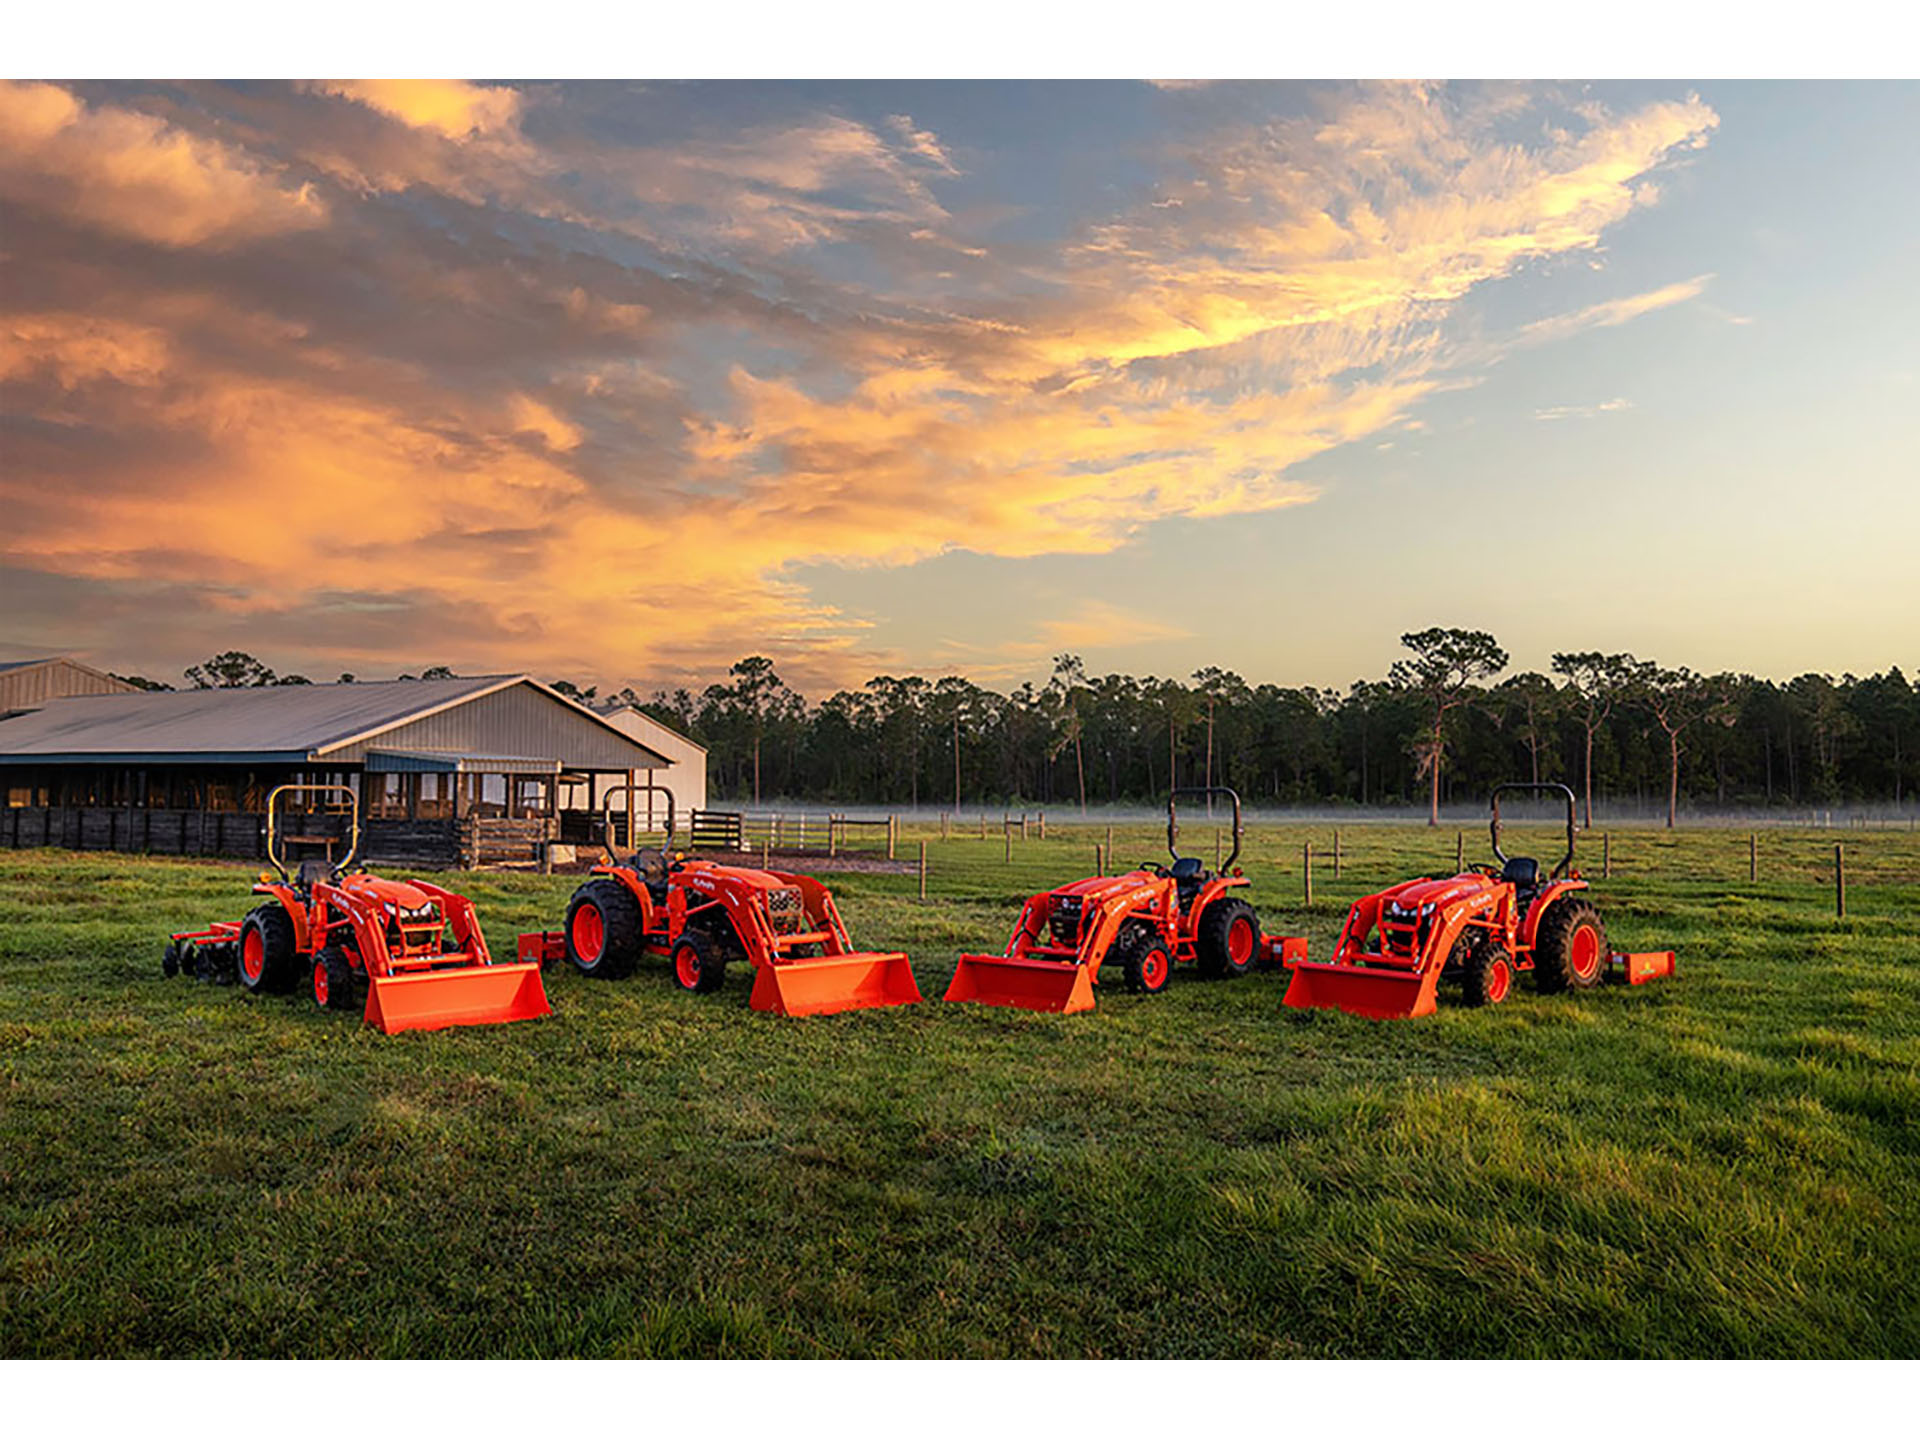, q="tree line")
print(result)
[144,636,1920,827]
